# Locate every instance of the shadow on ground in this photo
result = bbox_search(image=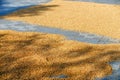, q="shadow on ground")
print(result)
[0,0,53,16]
[0,30,120,80]
[5,5,59,17]
[0,4,59,17]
